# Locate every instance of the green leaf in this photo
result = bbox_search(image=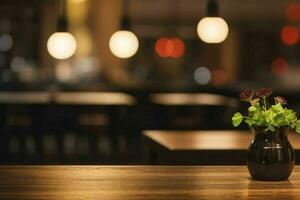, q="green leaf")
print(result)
[264,109,274,123]
[296,120,300,133]
[236,90,300,131]
[248,106,257,113]
[273,114,286,127]
[286,112,297,122]
[245,118,256,126]
[232,112,243,127]
[265,124,275,132]
[272,104,284,113]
